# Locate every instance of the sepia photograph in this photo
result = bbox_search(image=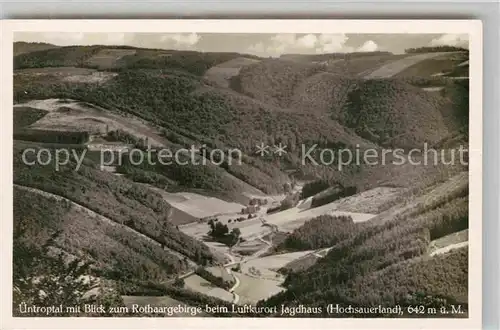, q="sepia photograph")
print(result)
[2,19,482,329]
